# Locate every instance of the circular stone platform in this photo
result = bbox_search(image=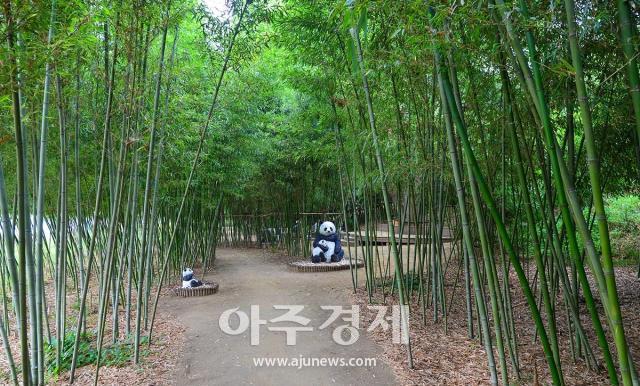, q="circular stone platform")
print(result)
[288,258,364,273]
[173,282,219,297]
